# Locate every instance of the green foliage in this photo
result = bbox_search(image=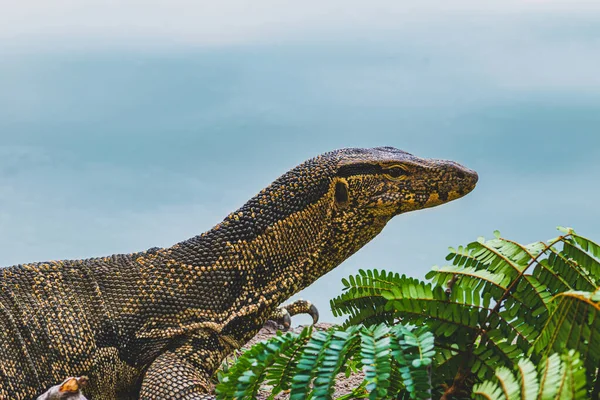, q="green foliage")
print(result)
[215,324,434,400]
[392,326,435,399]
[218,227,598,399]
[472,350,588,400]
[533,288,600,388]
[331,227,599,397]
[216,327,313,399]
